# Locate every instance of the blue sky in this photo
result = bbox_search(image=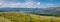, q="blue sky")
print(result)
[0,0,60,8]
